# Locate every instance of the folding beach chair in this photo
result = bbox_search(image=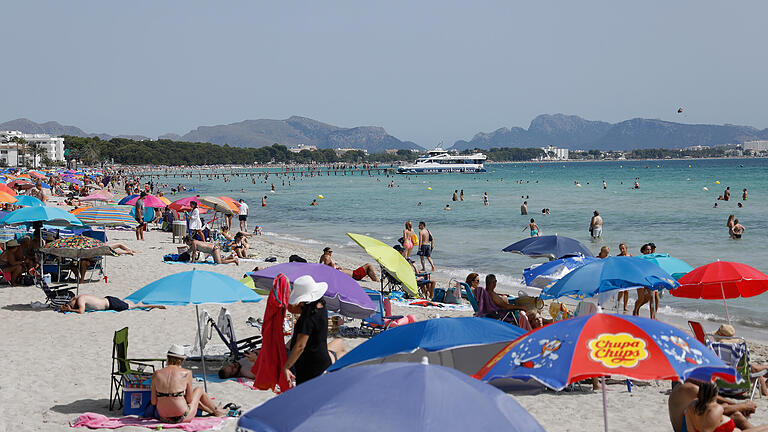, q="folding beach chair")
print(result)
[109,327,166,411]
[456,281,478,312]
[360,289,415,336]
[707,338,767,400]
[207,307,262,360]
[688,320,709,345]
[35,273,75,310]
